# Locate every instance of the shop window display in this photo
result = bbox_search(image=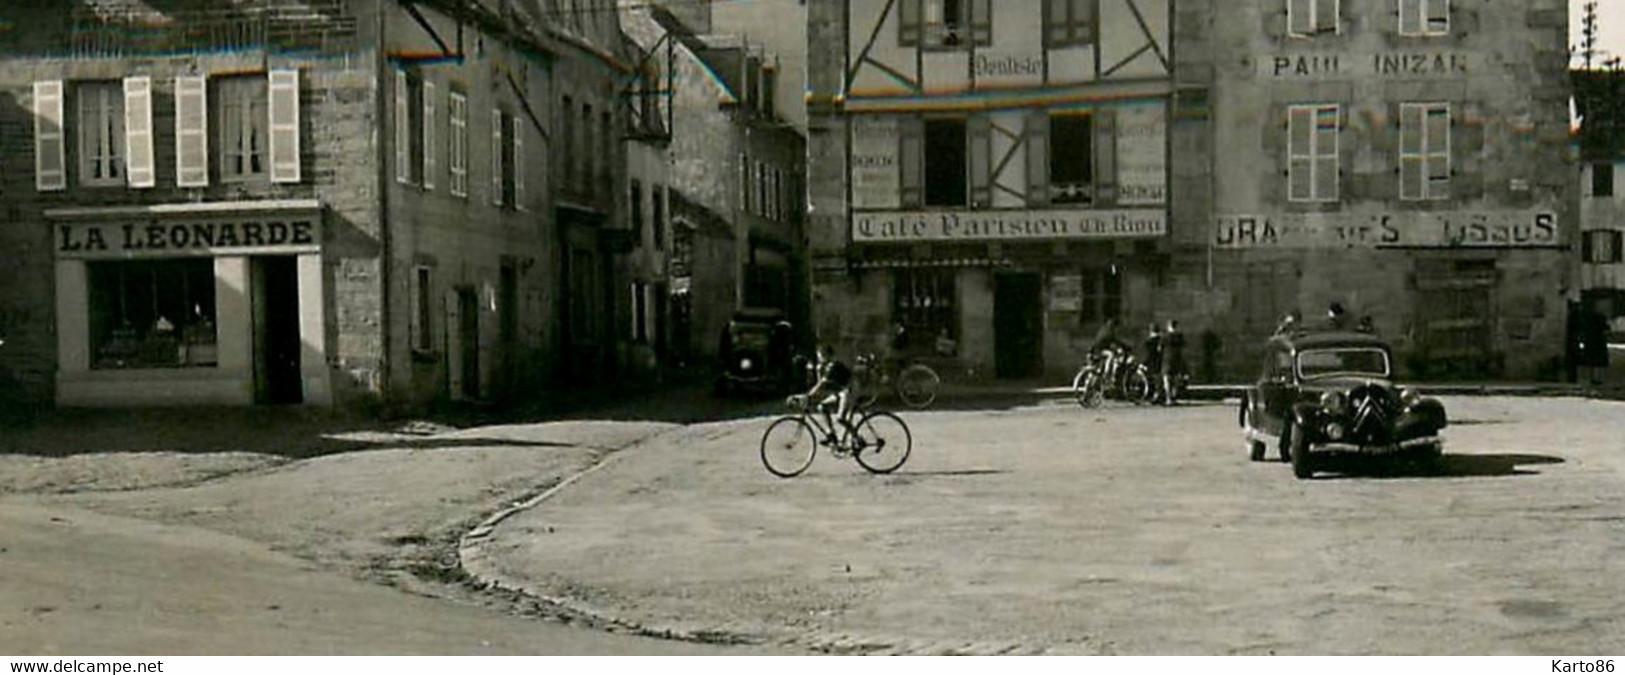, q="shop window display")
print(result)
[88,259,217,369]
